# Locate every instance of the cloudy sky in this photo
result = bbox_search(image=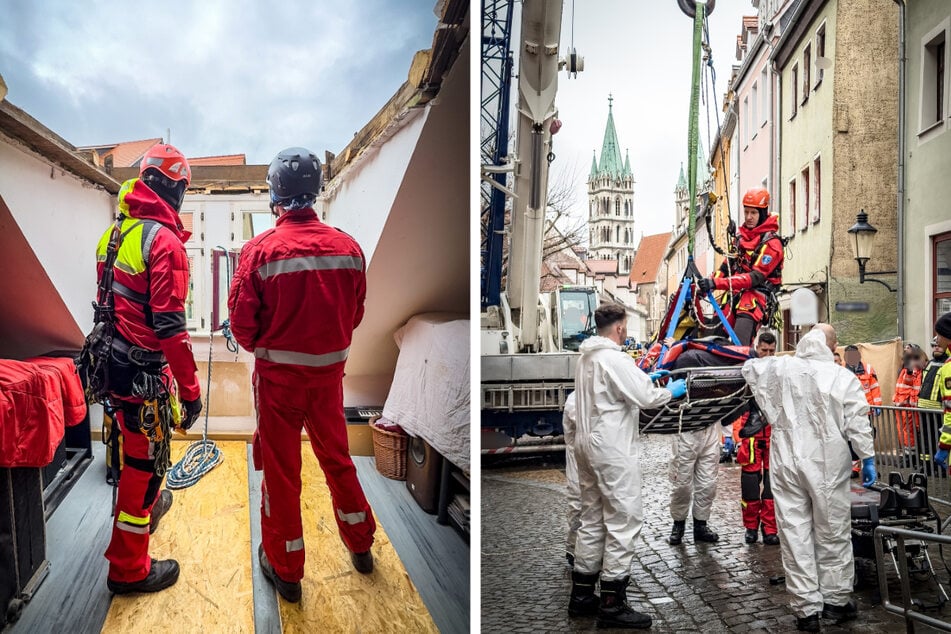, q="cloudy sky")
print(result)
[0,1,438,163]
[540,1,755,239]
